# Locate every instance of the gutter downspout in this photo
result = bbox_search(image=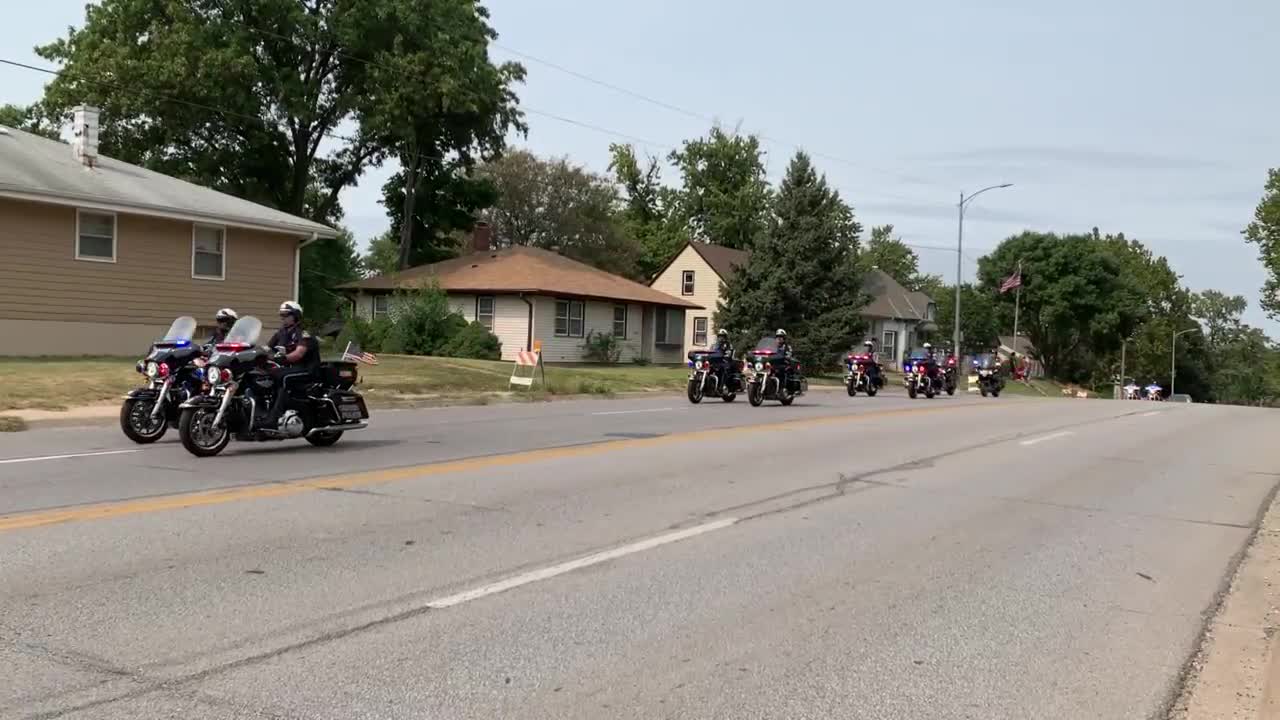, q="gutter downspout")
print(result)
[519,293,534,351]
[294,232,319,301]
